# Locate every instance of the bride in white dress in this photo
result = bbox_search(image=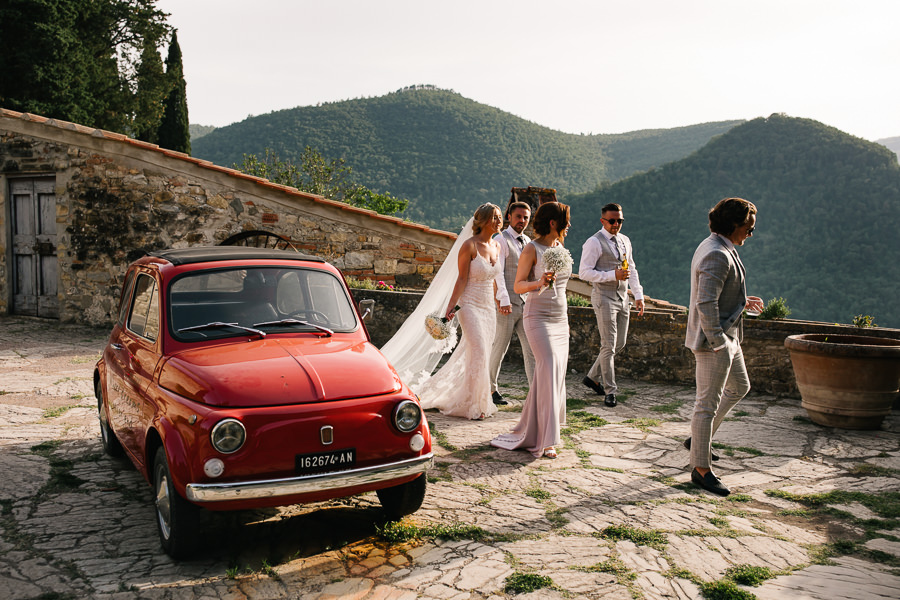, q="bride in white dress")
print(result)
[382,203,504,420]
